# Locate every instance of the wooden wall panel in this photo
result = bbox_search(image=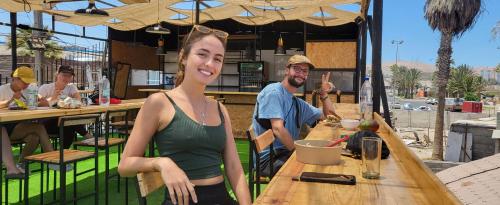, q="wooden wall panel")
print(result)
[111,40,160,99]
[305,93,355,104]
[306,41,356,69]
